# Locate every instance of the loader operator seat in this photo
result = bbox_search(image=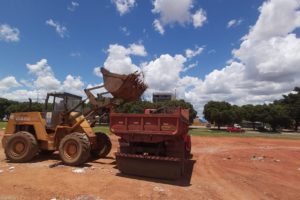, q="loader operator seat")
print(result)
[45,100,64,130]
[44,92,83,132]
